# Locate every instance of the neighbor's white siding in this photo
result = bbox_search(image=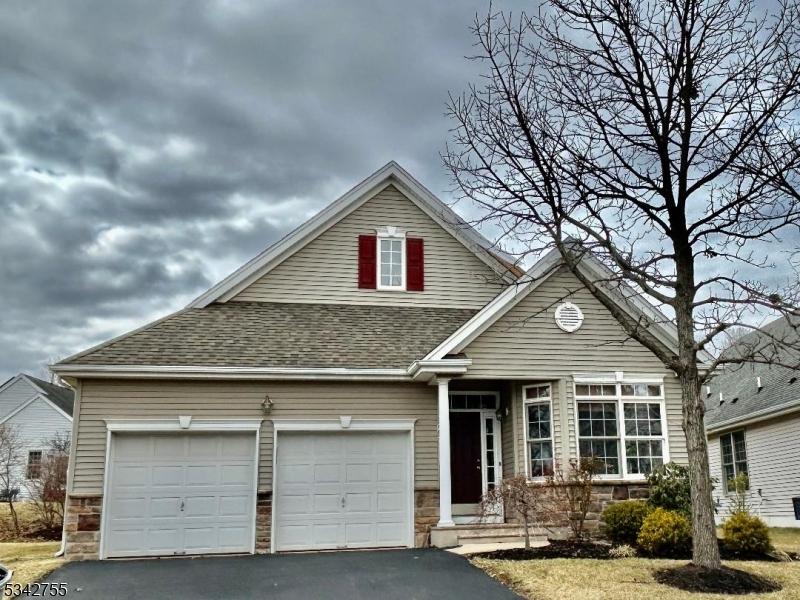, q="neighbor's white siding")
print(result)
[708,412,800,527]
[0,377,39,420]
[4,397,72,498]
[230,185,505,309]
